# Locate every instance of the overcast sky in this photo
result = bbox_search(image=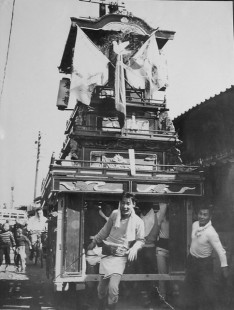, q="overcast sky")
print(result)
[0,0,234,208]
